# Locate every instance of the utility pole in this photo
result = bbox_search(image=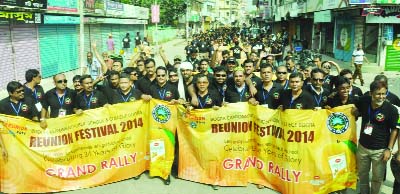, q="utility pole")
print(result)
[79,0,85,75]
[186,0,190,41]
